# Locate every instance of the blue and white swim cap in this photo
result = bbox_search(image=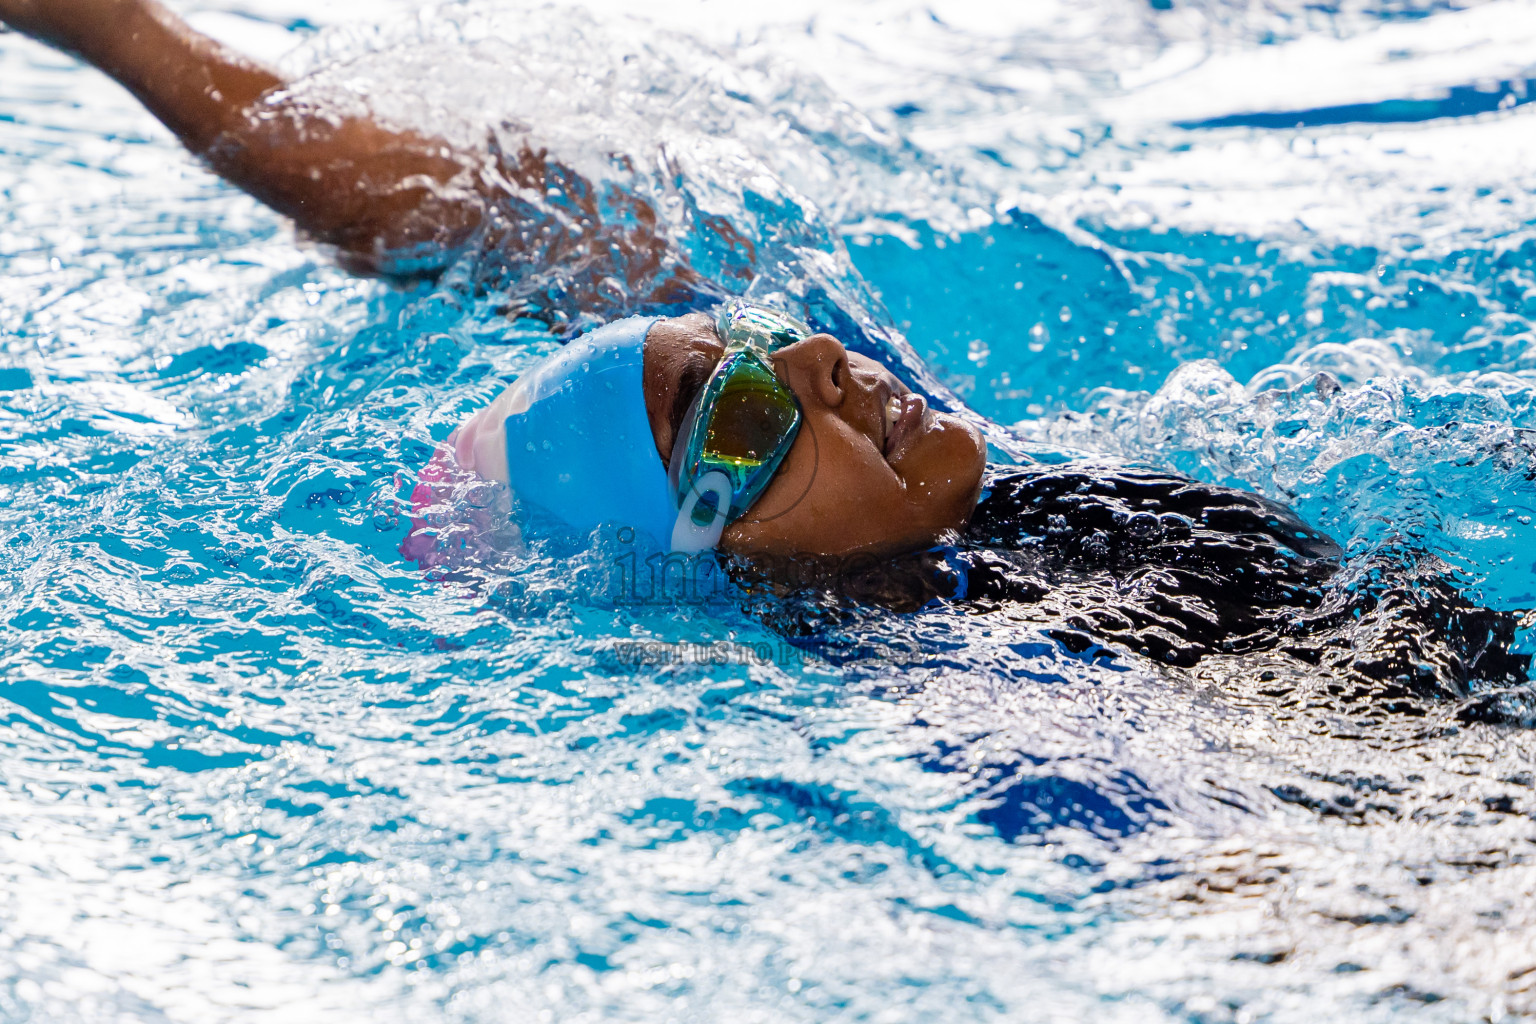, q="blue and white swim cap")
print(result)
[502,316,679,547]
